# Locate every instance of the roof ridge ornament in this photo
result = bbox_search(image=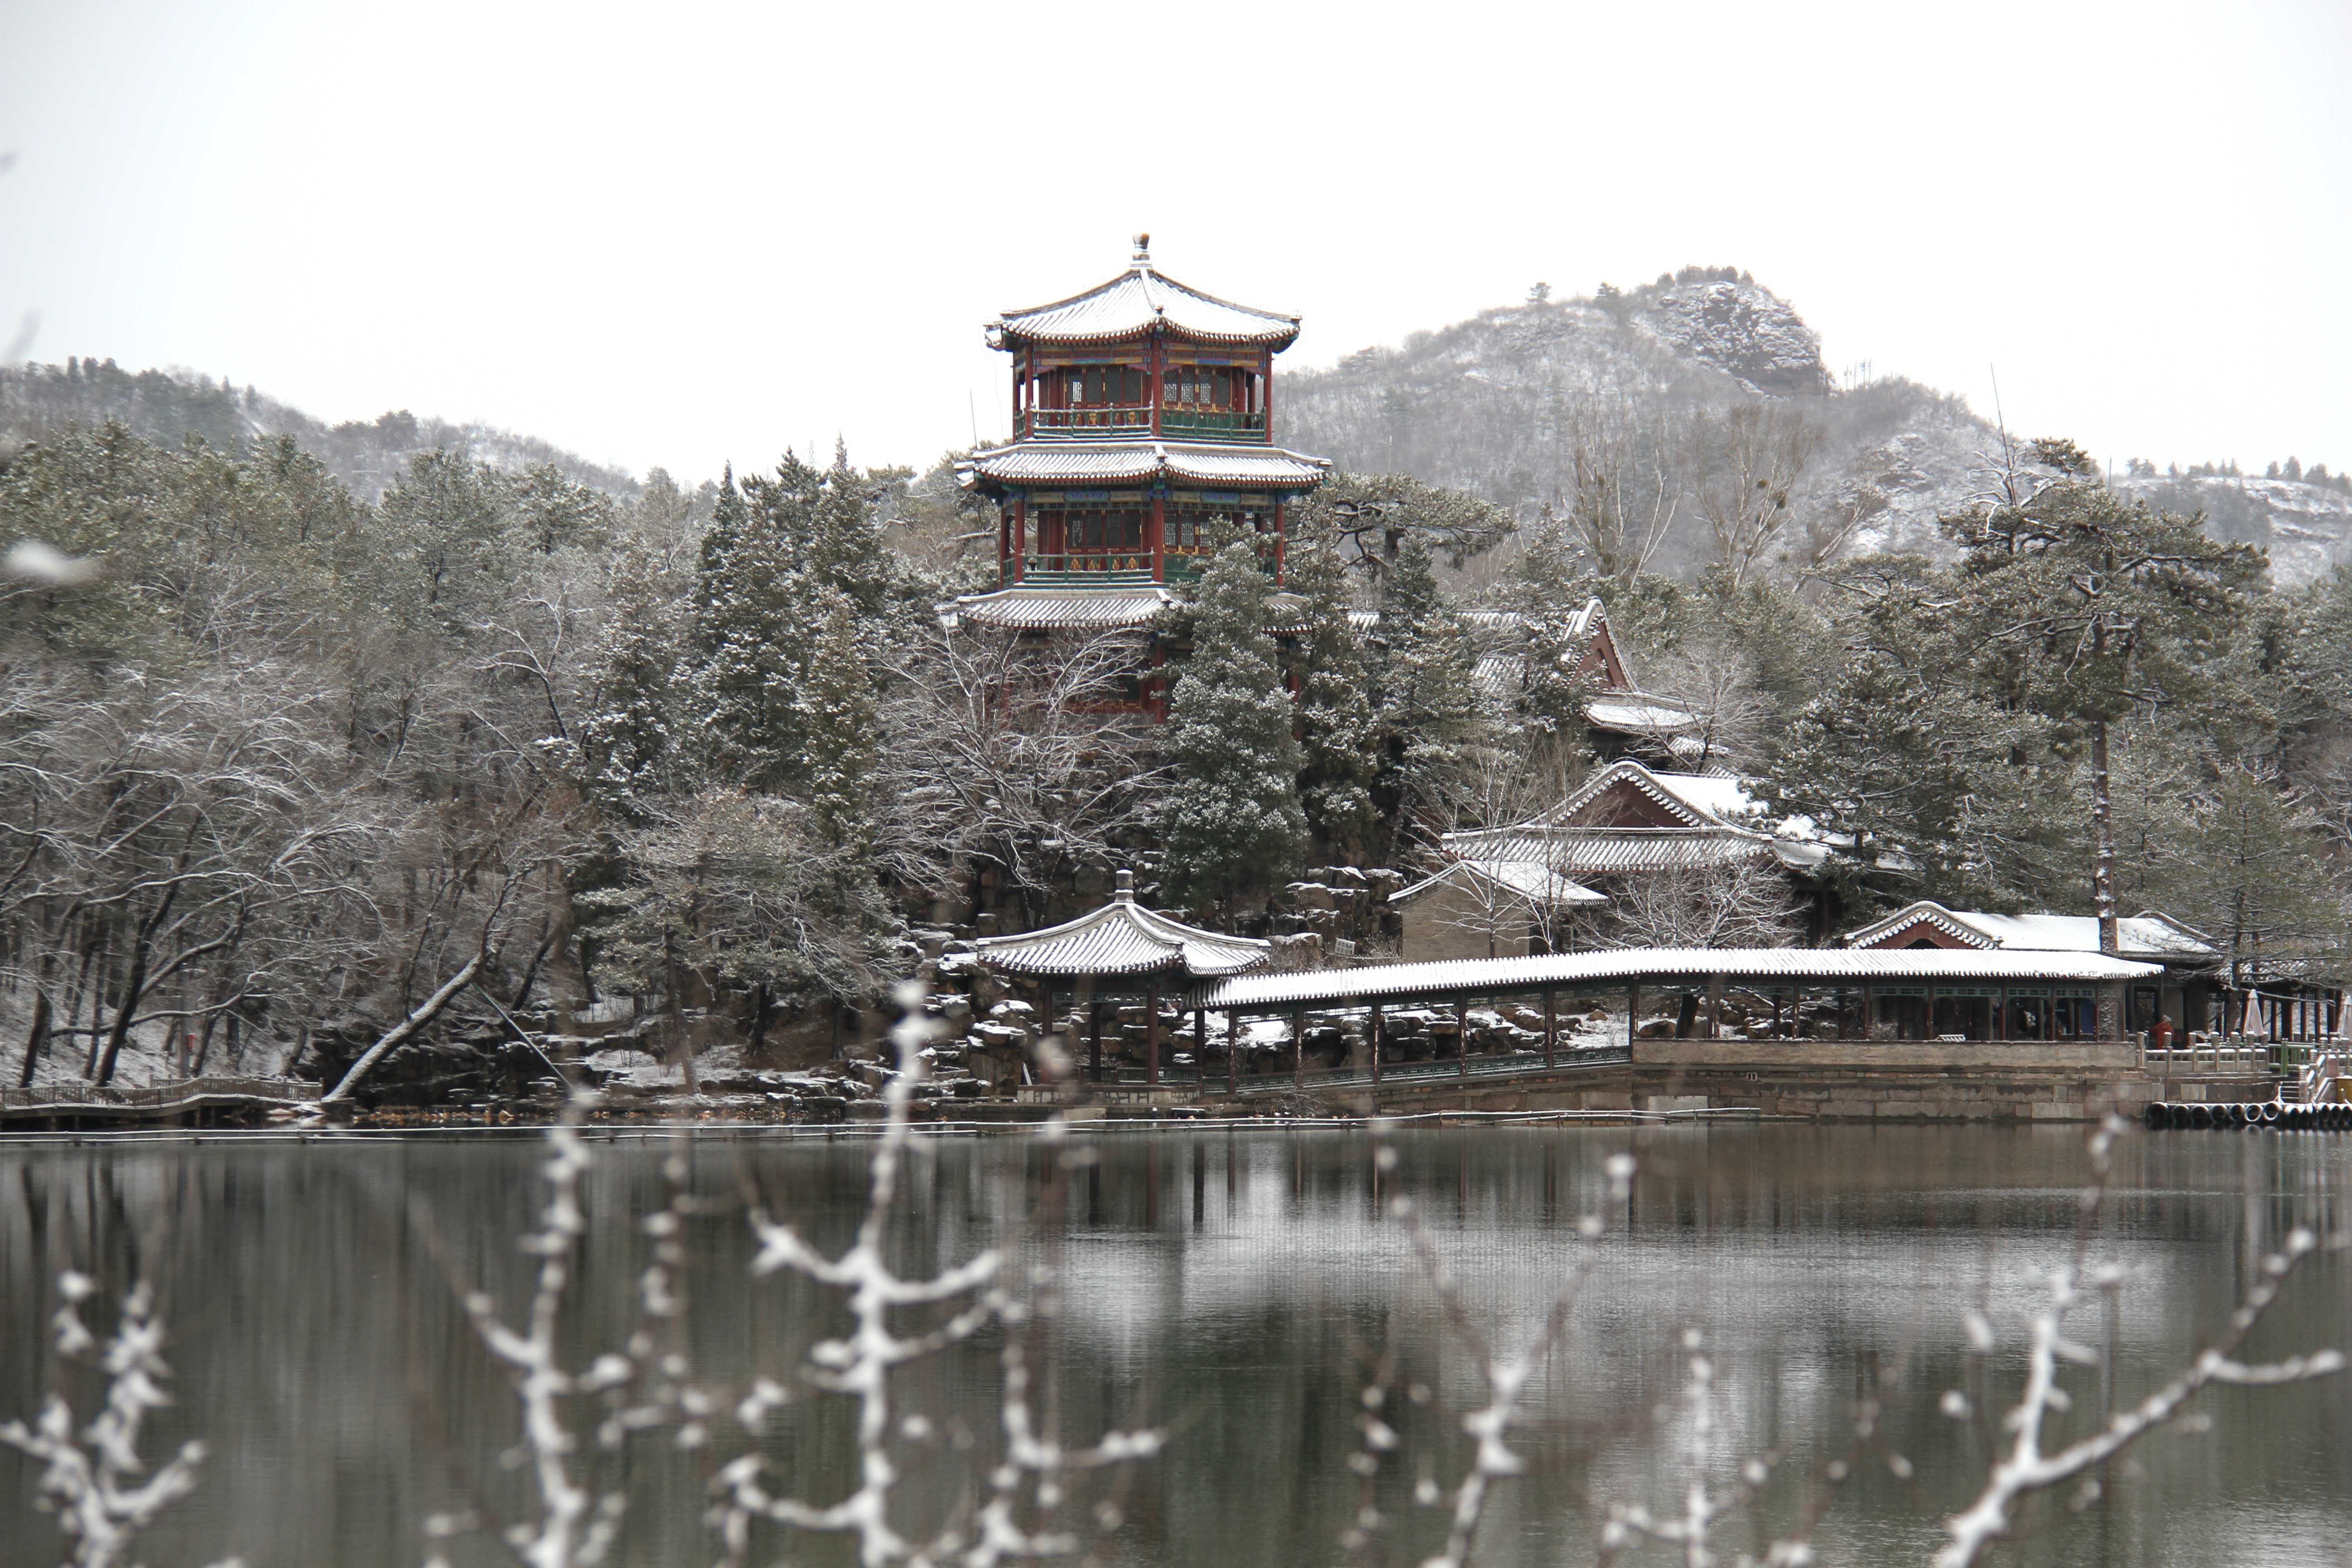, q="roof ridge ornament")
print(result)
[1115,867,1135,903]
[1132,232,1151,268]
